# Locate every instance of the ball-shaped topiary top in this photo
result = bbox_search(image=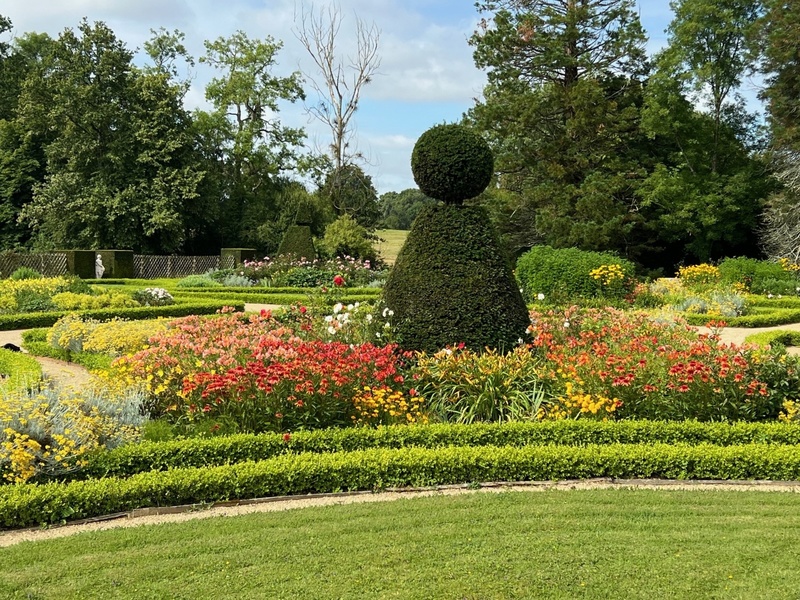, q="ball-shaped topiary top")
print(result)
[411,124,494,204]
